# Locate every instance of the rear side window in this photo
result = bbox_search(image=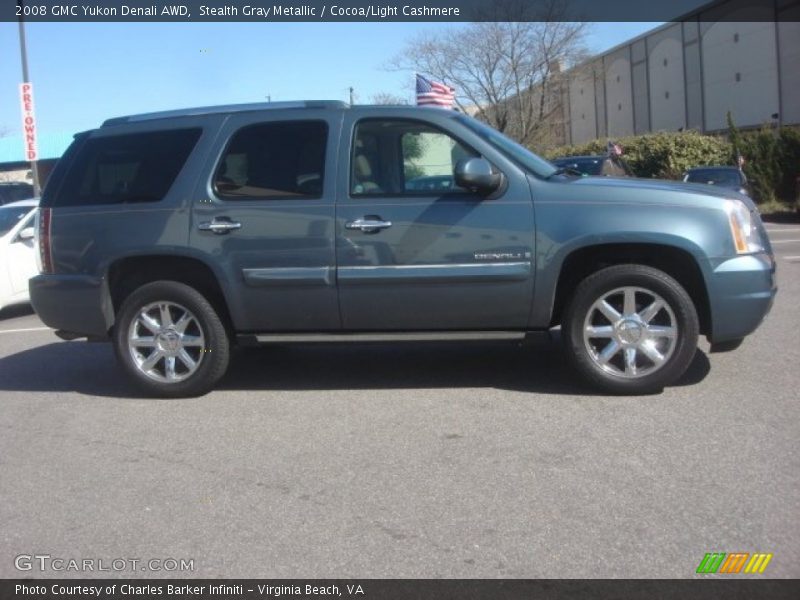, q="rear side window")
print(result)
[54,129,201,206]
[214,121,328,200]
